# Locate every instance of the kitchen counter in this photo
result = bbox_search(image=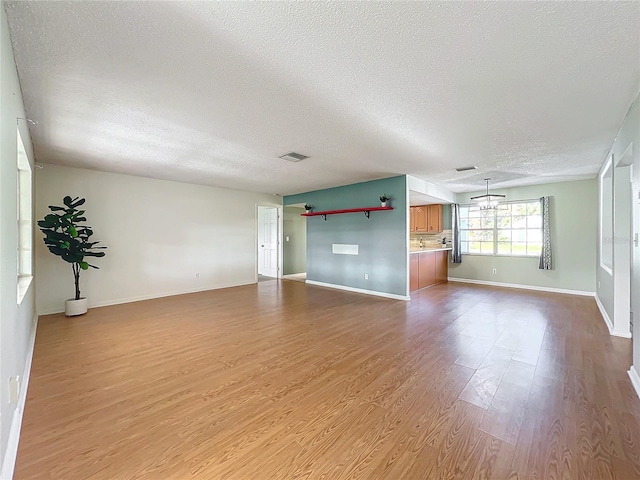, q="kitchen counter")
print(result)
[410,248,449,291]
[410,247,452,254]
